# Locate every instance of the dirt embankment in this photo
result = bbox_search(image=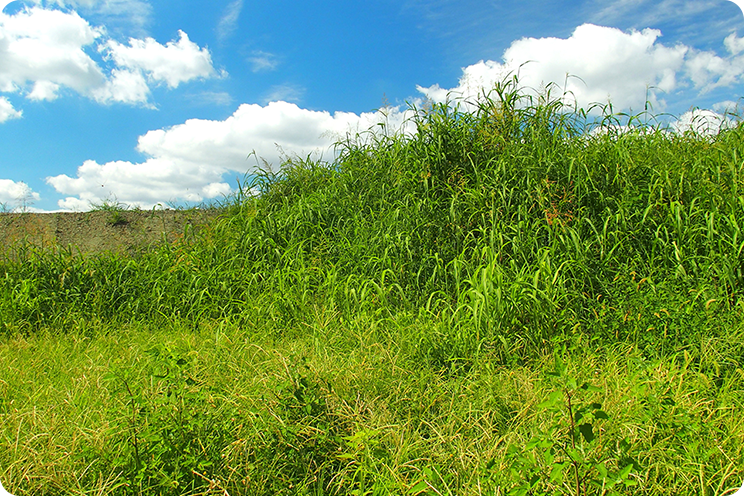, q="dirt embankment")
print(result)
[0,209,222,258]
